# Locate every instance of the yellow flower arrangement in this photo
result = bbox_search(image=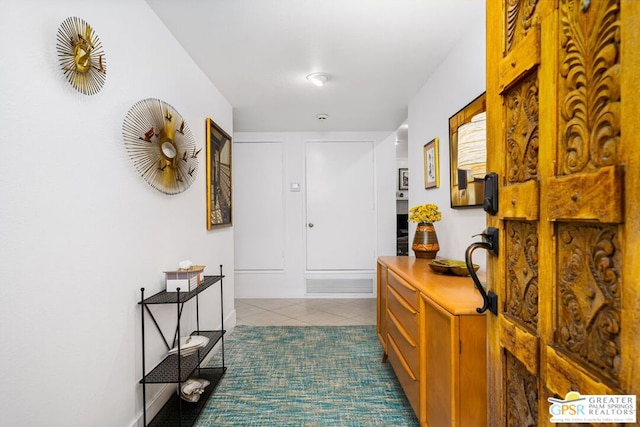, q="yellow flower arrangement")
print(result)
[408,203,442,224]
